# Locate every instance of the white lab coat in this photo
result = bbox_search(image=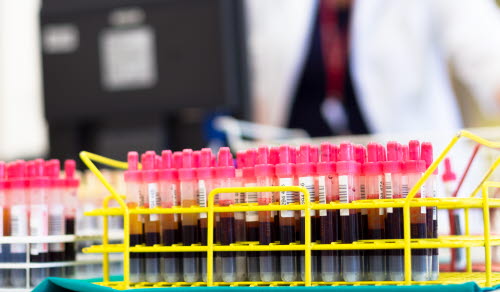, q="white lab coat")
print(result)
[246,0,500,134]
